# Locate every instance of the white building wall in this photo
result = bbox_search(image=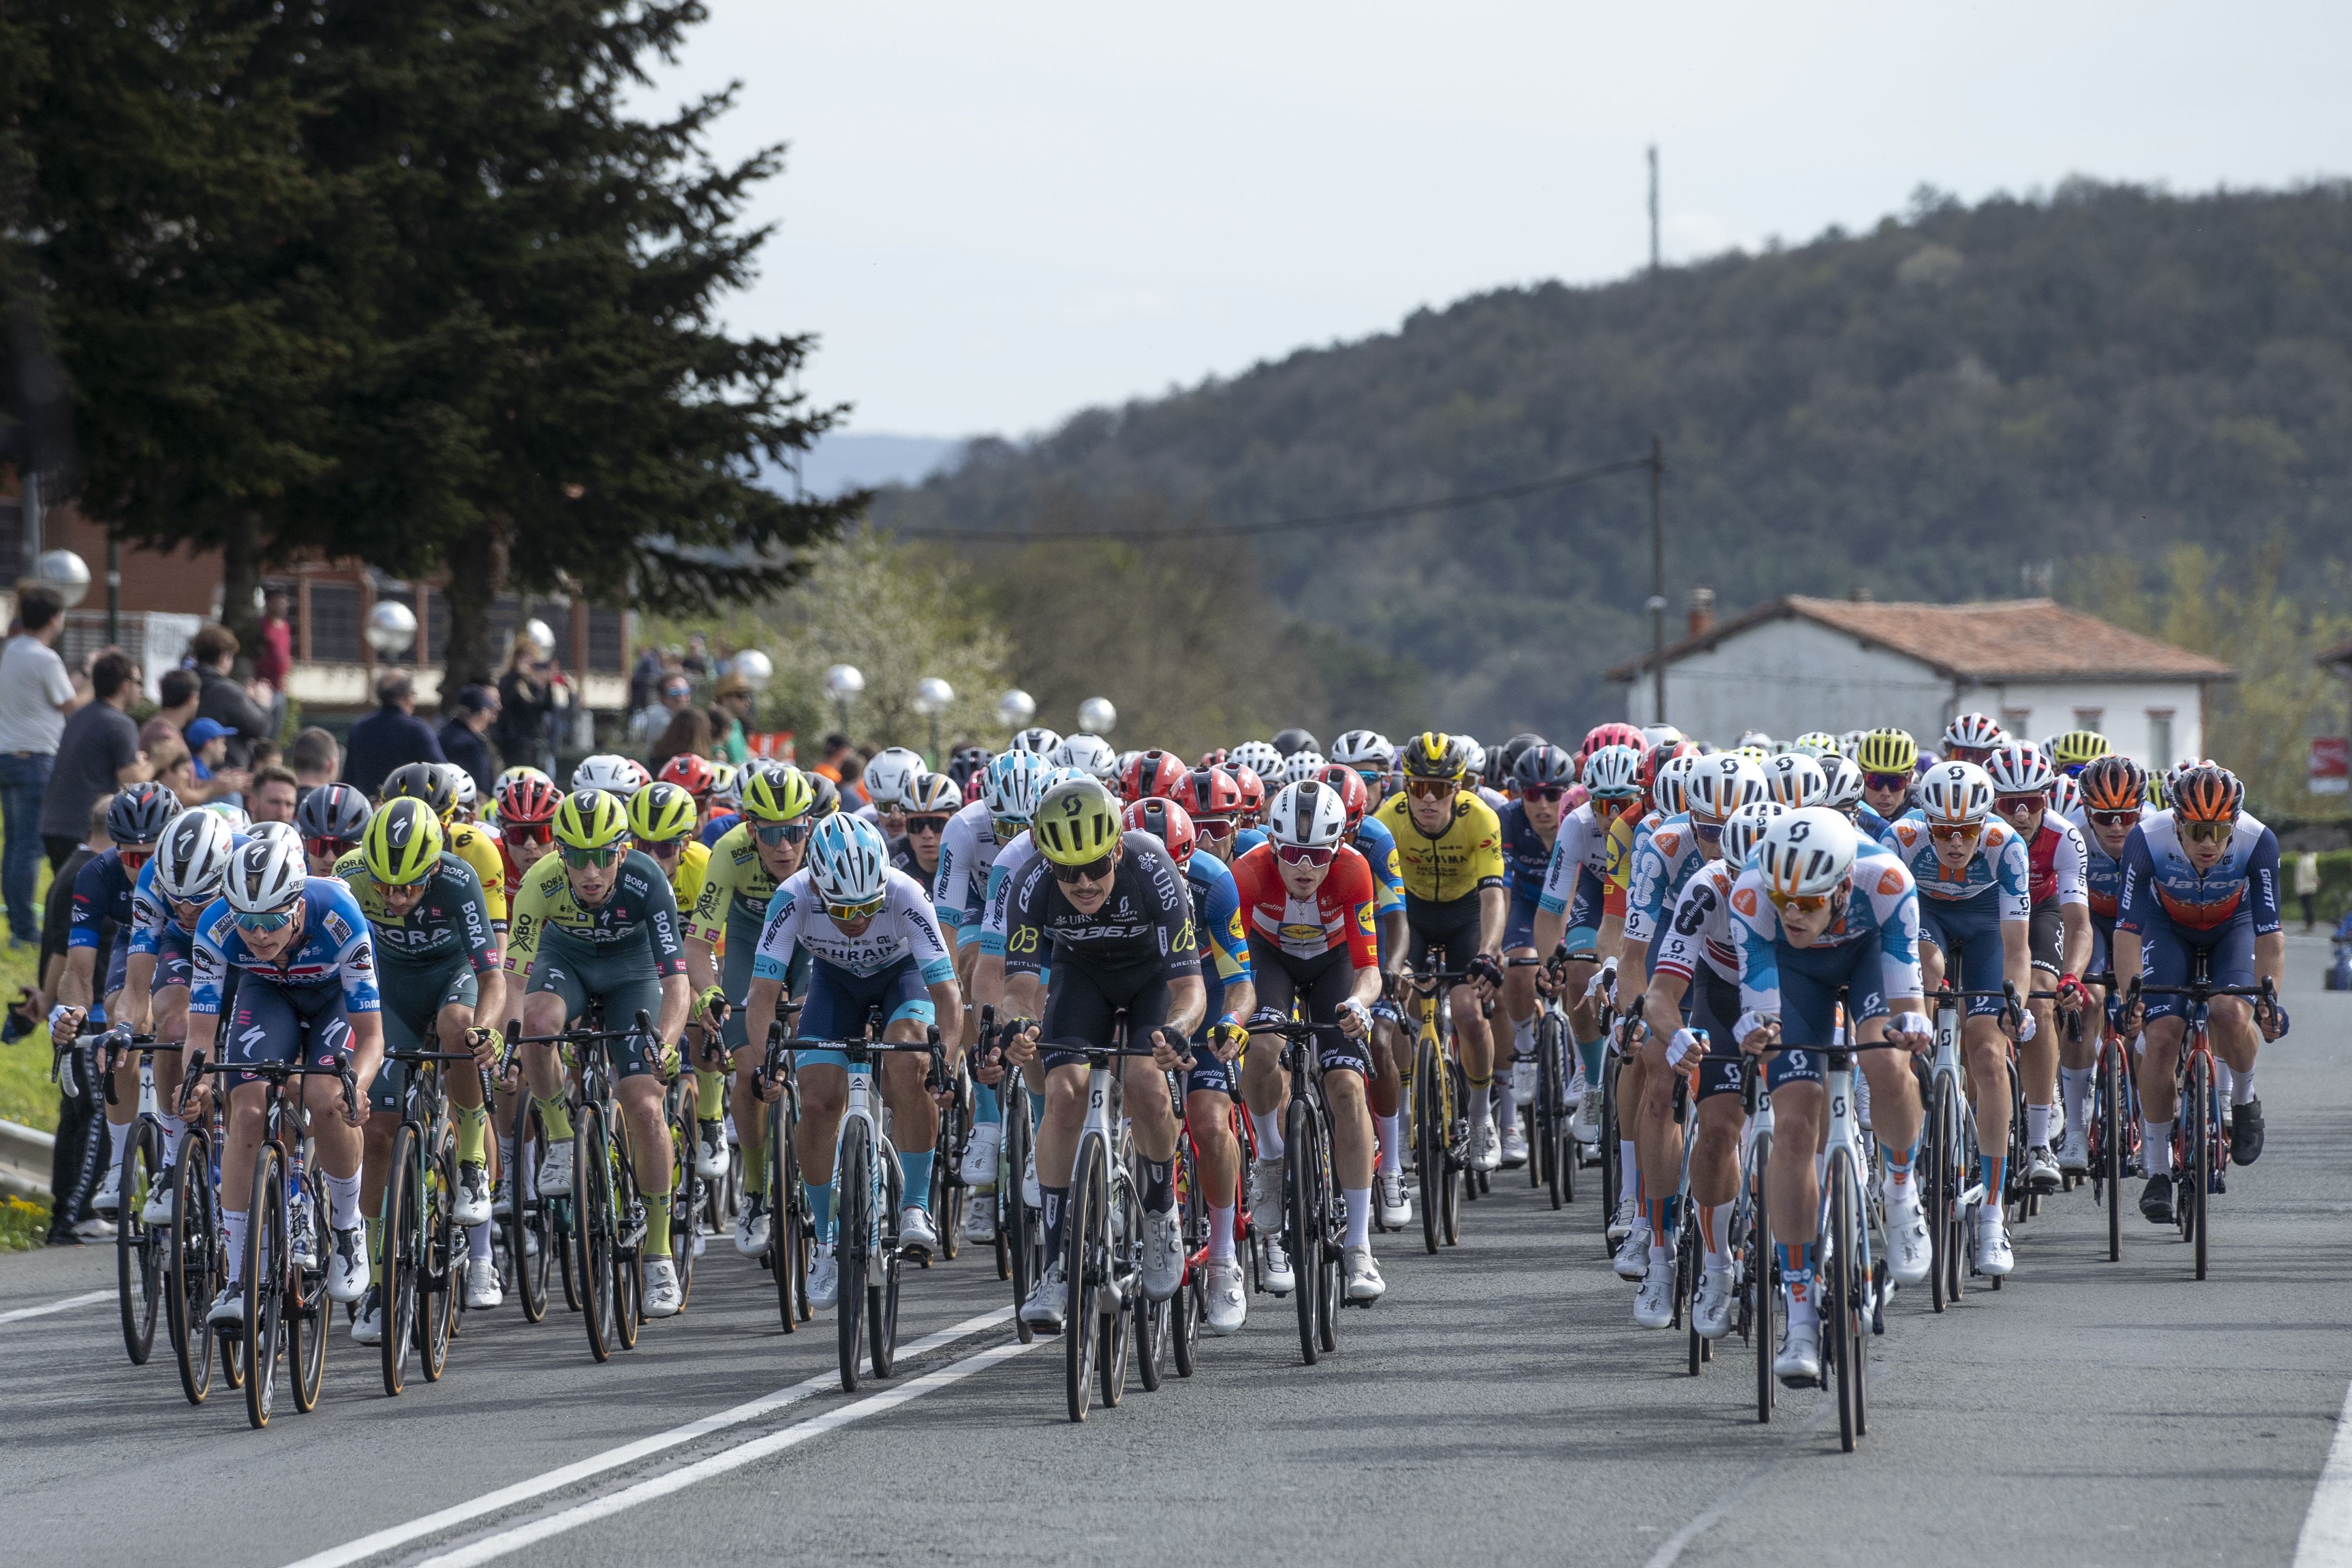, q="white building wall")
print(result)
[1621,619,1953,747]
[1970,679,2205,771]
